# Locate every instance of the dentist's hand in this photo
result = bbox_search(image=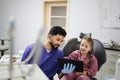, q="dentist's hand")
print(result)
[62,63,75,74]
